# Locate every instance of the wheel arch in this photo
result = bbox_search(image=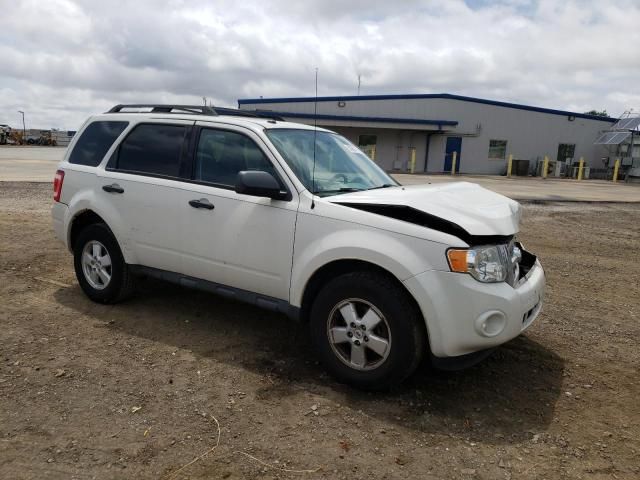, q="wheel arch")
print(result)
[298,259,427,337]
[67,208,135,262]
[69,210,107,250]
